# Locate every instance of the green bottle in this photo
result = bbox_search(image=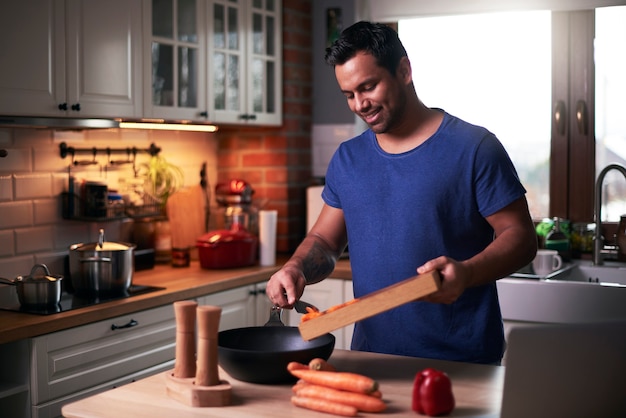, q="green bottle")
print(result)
[545,217,570,260]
